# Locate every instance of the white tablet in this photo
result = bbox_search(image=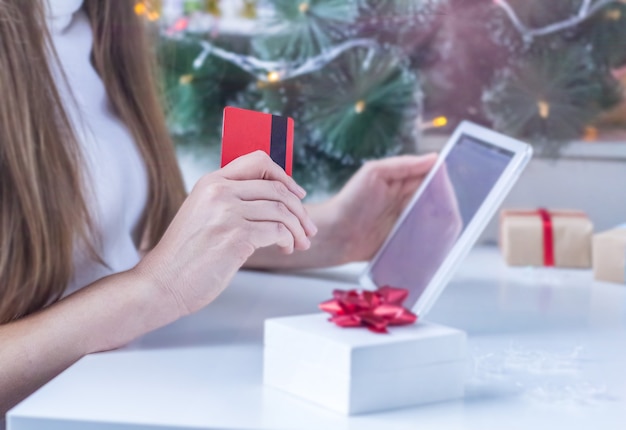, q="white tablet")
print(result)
[361,121,533,317]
